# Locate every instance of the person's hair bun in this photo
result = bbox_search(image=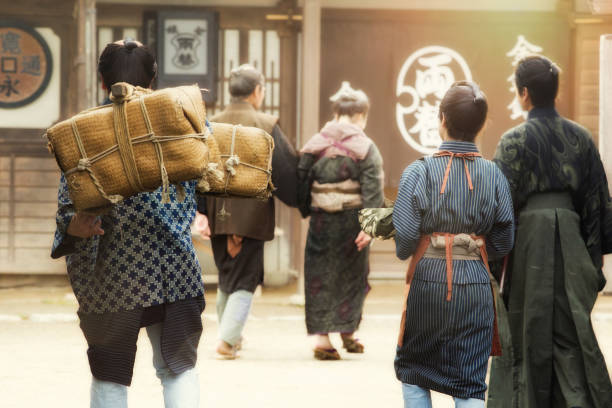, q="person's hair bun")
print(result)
[438,80,488,142]
[330,81,369,117]
[550,62,560,77]
[473,94,486,105]
[329,81,368,104]
[124,40,139,51]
